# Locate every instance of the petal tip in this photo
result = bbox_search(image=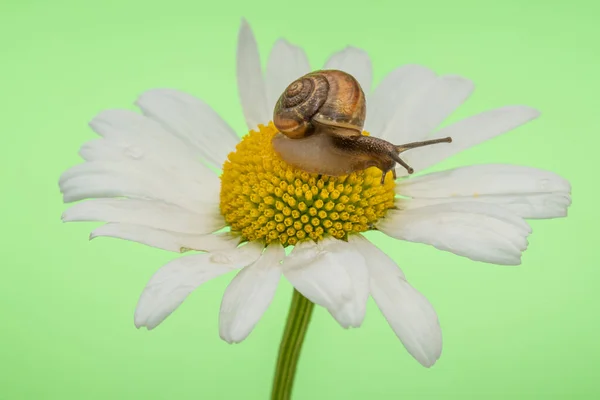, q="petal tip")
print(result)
[274,37,291,47]
[238,18,252,34]
[220,333,240,344]
[343,45,367,54]
[519,106,541,119]
[419,357,440,368]
[134,316,153,330]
